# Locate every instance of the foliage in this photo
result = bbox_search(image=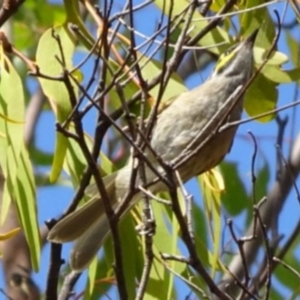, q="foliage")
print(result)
[0,0,300,299]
